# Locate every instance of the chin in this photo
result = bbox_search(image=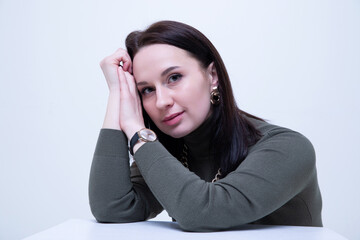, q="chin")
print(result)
[163,130,186,139]
[161,127,192,139]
